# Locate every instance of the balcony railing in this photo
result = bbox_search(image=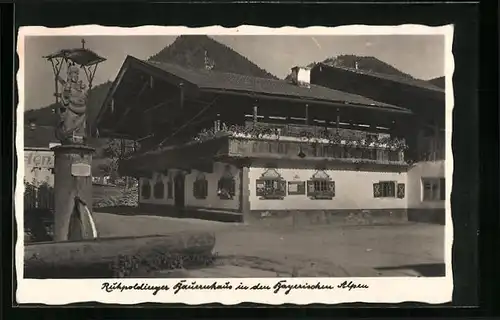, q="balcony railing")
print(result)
[187,124,408,164]
[228,138,405,163]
